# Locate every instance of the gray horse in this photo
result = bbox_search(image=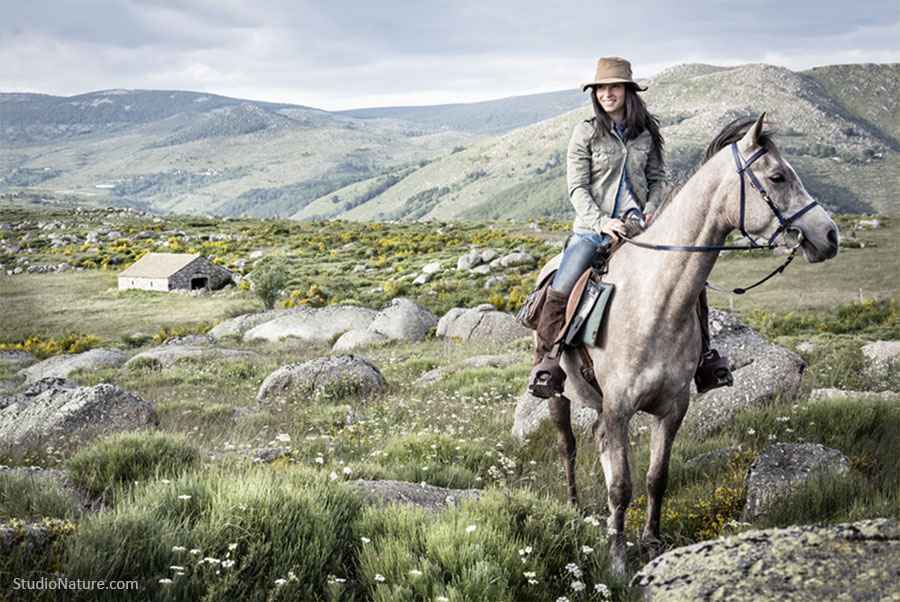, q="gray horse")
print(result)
[534,114,839,575]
